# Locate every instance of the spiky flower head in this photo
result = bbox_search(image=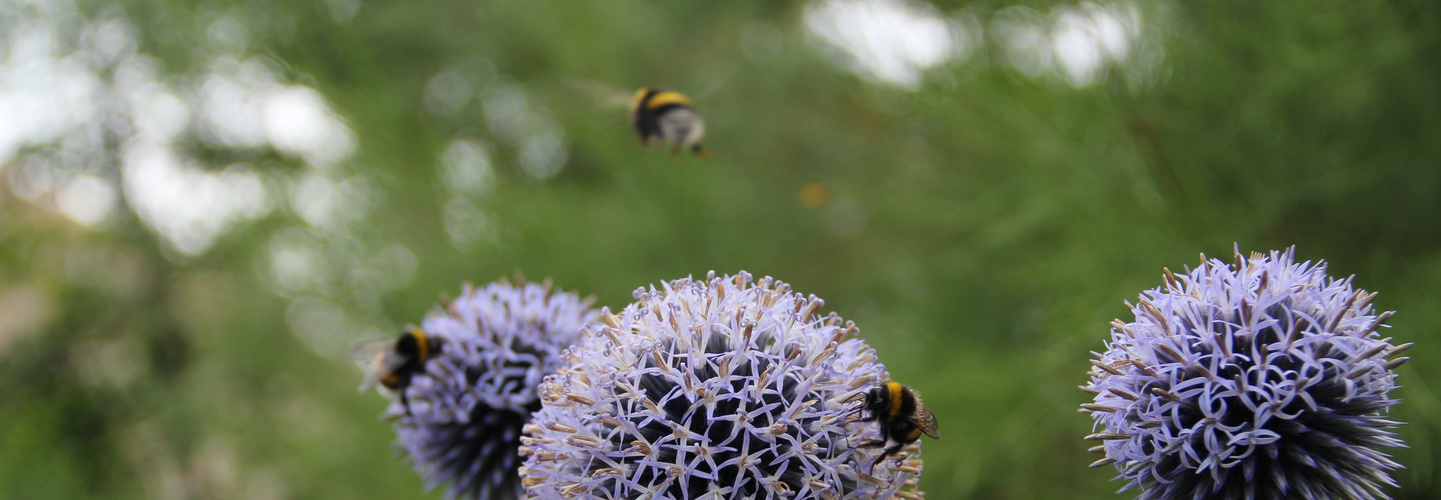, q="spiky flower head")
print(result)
[519,271,924,500]
[1082,248,1410,500]
[390,277,599,500]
